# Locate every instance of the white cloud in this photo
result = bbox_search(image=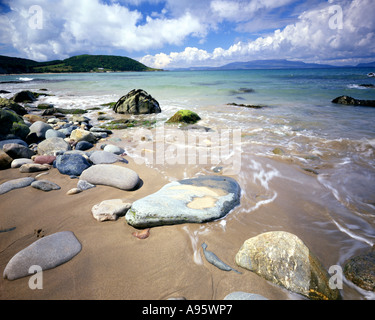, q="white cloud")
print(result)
[0,0,207,60]
[1,0,374,67]
[142,0,375,68]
